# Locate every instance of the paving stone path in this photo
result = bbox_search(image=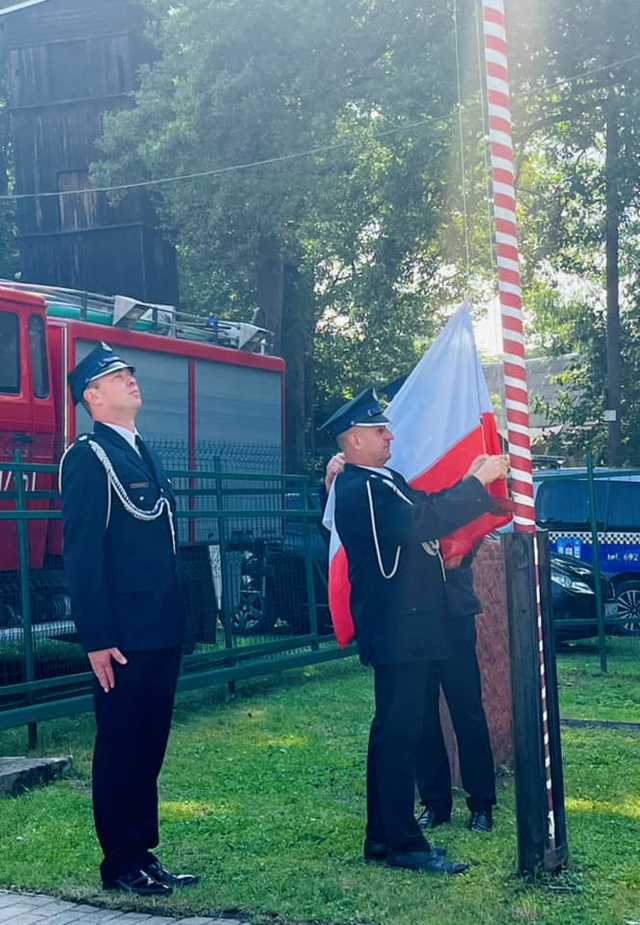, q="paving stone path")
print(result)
[0,891,249,925]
